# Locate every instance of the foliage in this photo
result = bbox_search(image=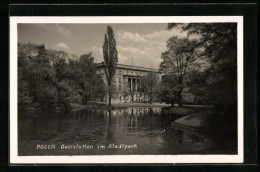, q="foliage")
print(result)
[137,79,146,102]
[18,80,33,107]
[160,37,200,106]
[102,26,118,106]
[157,75,178,106]
[18,42,106,110]
[168,23,237,113]
[20,44,57,108]
[167,23,237,113]
[139,72,159,104]
[183,69,208,104]
[168,23,237,63]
